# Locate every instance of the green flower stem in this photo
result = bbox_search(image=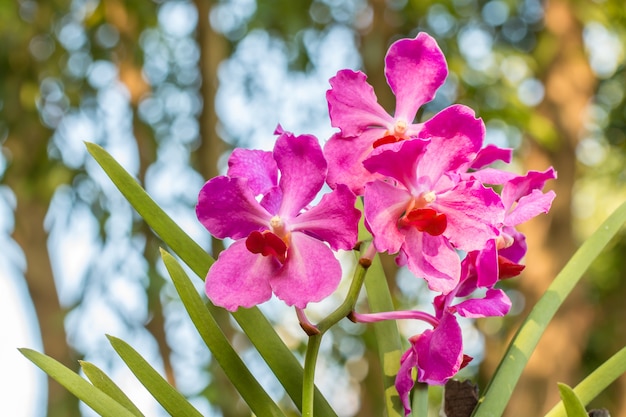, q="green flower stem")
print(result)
[302,334,323,417]
[301,242,375,417]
